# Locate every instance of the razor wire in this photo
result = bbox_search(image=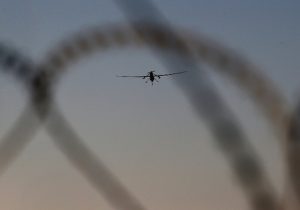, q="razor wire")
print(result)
[39,23,290,210]
[0,23,293,210]
[0,24,288,210]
